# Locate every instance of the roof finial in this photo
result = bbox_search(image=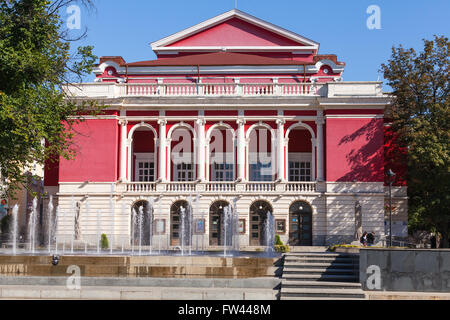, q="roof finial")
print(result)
[235,0,238,9]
